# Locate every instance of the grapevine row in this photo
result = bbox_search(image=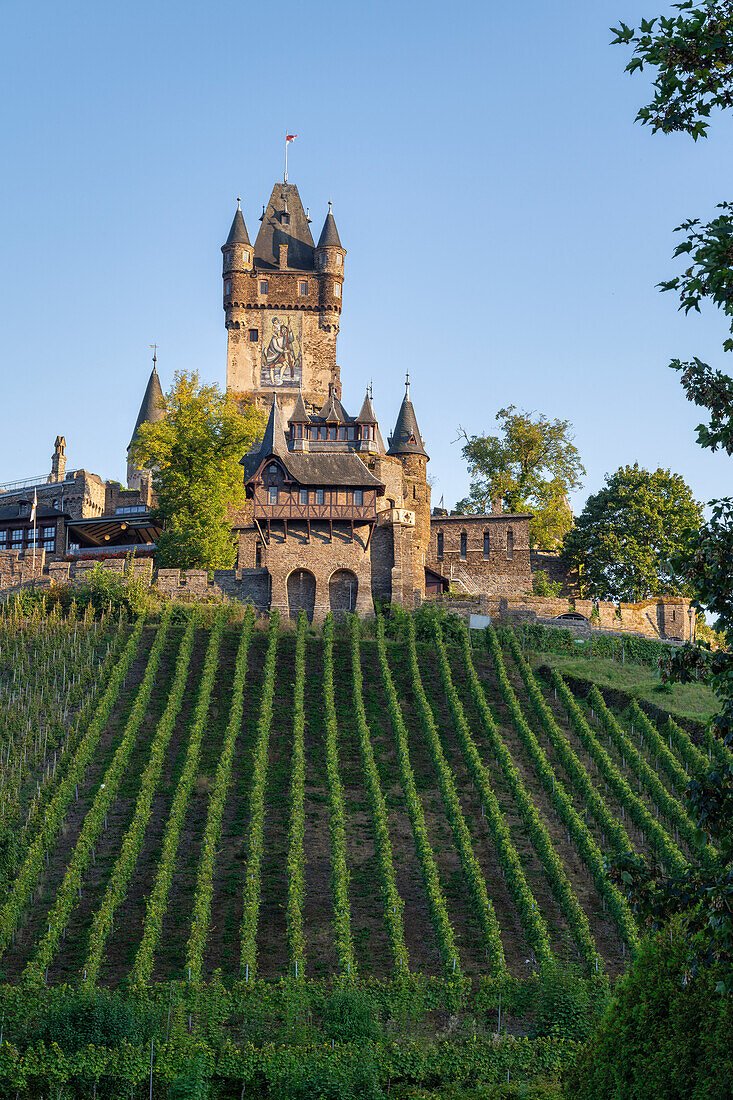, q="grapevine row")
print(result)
[186,608,255,982]
[665,715,709,774]
[586,686,714,866]
[349,616,409,977]
[83,614,198,985]
[428,623,552,971]
[321,614,356,976]
[404,620,507,976]
[435,624,598,968]
[286,612,308,979]
[483,628,638,956]
[550,671,686,873]
[0,613,147,956]
[130,609,228,986]
[504,632,635,857]
[240,612,280,980]
[375,615,461,978]
[626,699,691,792]
[23,608,176,983]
